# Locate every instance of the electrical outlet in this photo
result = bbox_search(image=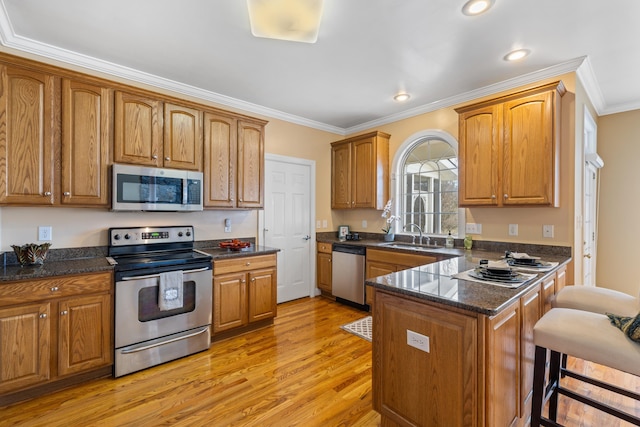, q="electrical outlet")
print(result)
[362,220,367,229]
[407,330,430,353]
[543,225,554,238]
[38,226,52,241]
[224,218,231,233]
[316,220,322,229]
[465,223,482,234]
[508,224,518,236]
